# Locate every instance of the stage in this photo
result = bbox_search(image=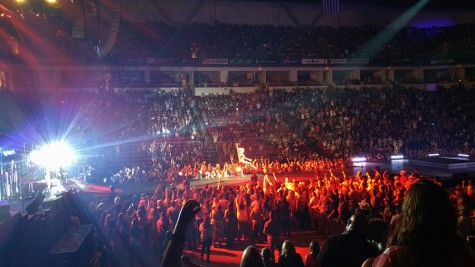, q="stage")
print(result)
[410,156,475,170]
[5,155,475,216]
[71,157,475,199]
[65,157,475,197]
